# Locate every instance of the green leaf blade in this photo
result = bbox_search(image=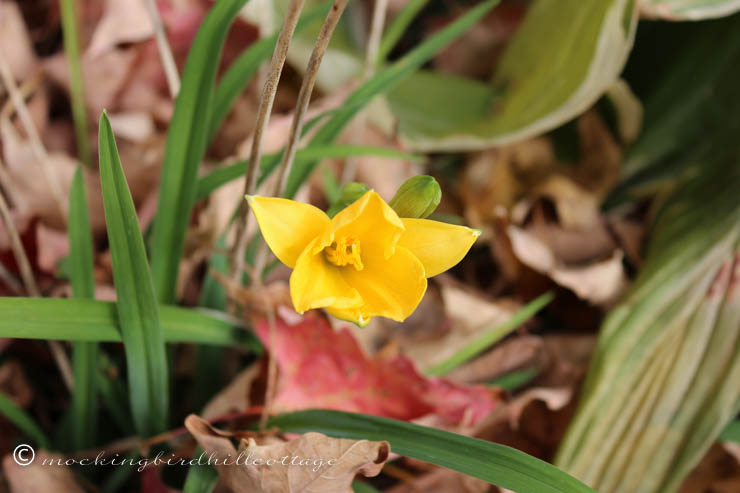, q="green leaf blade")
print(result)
[0,393,51,449]
[69,165,99,450]
[426,291,554,376]
[0,297,255,347]
[150,0,249,304]
[271,410,595,493]
[98,113,169,437]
